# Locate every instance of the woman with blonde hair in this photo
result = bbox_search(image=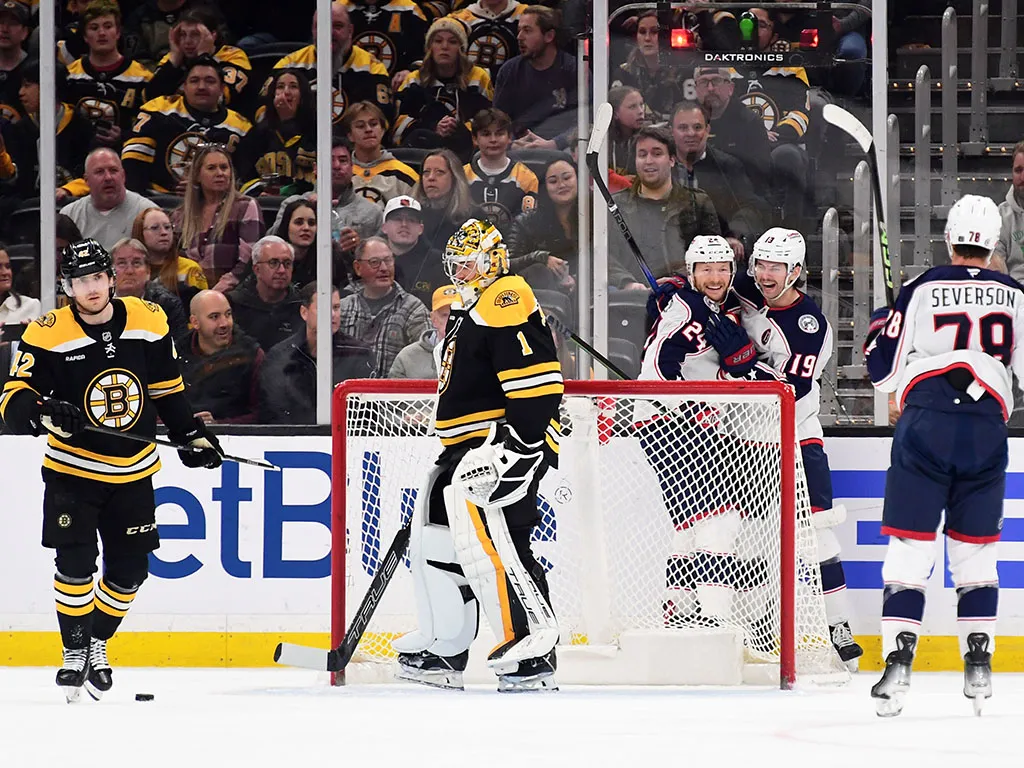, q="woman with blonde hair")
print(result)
[170,145,264,292]
[412,148,480,251]
[132,207,208,306]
